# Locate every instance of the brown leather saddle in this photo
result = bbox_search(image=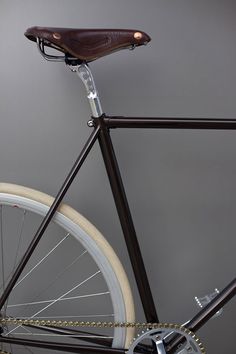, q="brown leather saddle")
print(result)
[25,27,151,62]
